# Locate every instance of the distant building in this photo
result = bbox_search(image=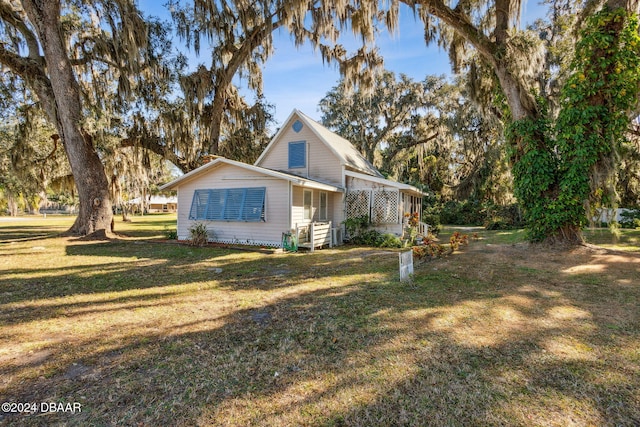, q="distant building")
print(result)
[127,195,177,213]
